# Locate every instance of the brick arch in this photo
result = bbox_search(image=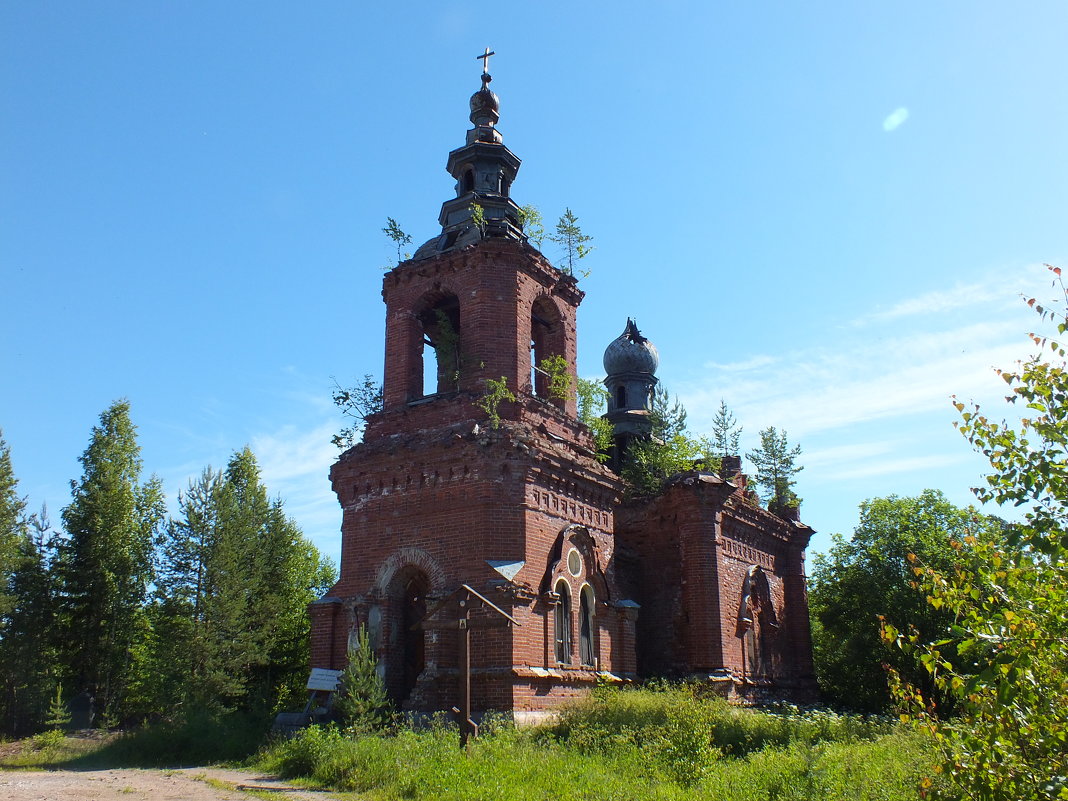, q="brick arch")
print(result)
[411,288,462,397]
[539,524,610,602]
[529,294,567,402]
[373,546,447,595]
